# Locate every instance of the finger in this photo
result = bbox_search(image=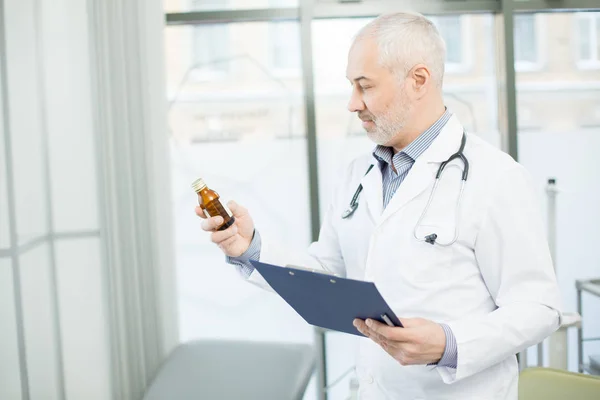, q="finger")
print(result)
[365,319,394,337]
[218,235,238,251]
[195,206,207,219]
[364,321,392,346]
[227,200,247,218]
[353,319,376,338]
[354,320,390,350]
[353,319,368,335]
[211,225,239,244]
[354,320,384,342]
[201,216,224,232]
[366,319,409,342]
